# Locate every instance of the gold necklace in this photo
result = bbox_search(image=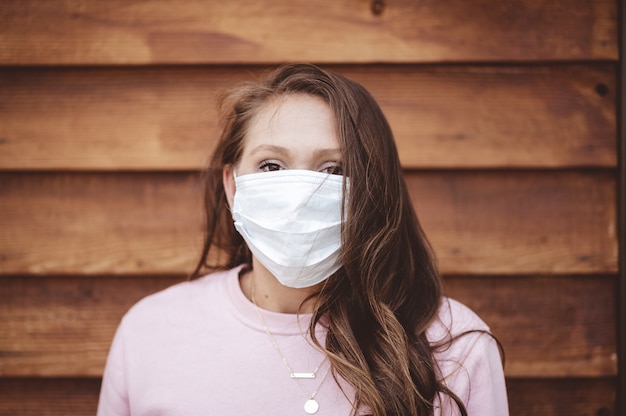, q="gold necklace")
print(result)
[250,282,331,415]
